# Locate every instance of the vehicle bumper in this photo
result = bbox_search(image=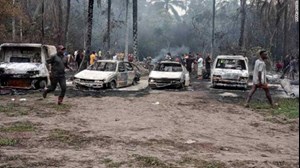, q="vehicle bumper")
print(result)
[213,79,248,88]
[73,81,105,89]
[149,81,182,88]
